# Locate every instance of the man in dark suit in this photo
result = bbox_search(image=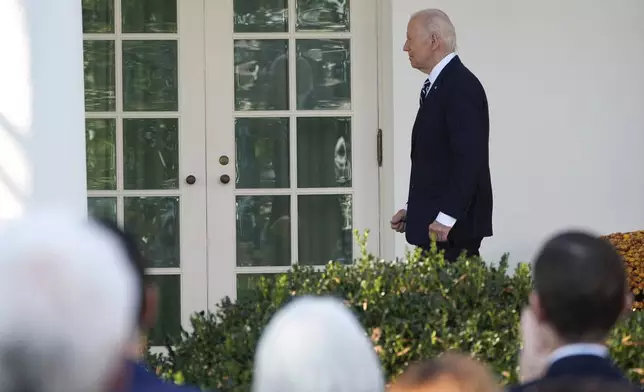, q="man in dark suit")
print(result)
[390,9,493,262]
[510,231,636,391]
